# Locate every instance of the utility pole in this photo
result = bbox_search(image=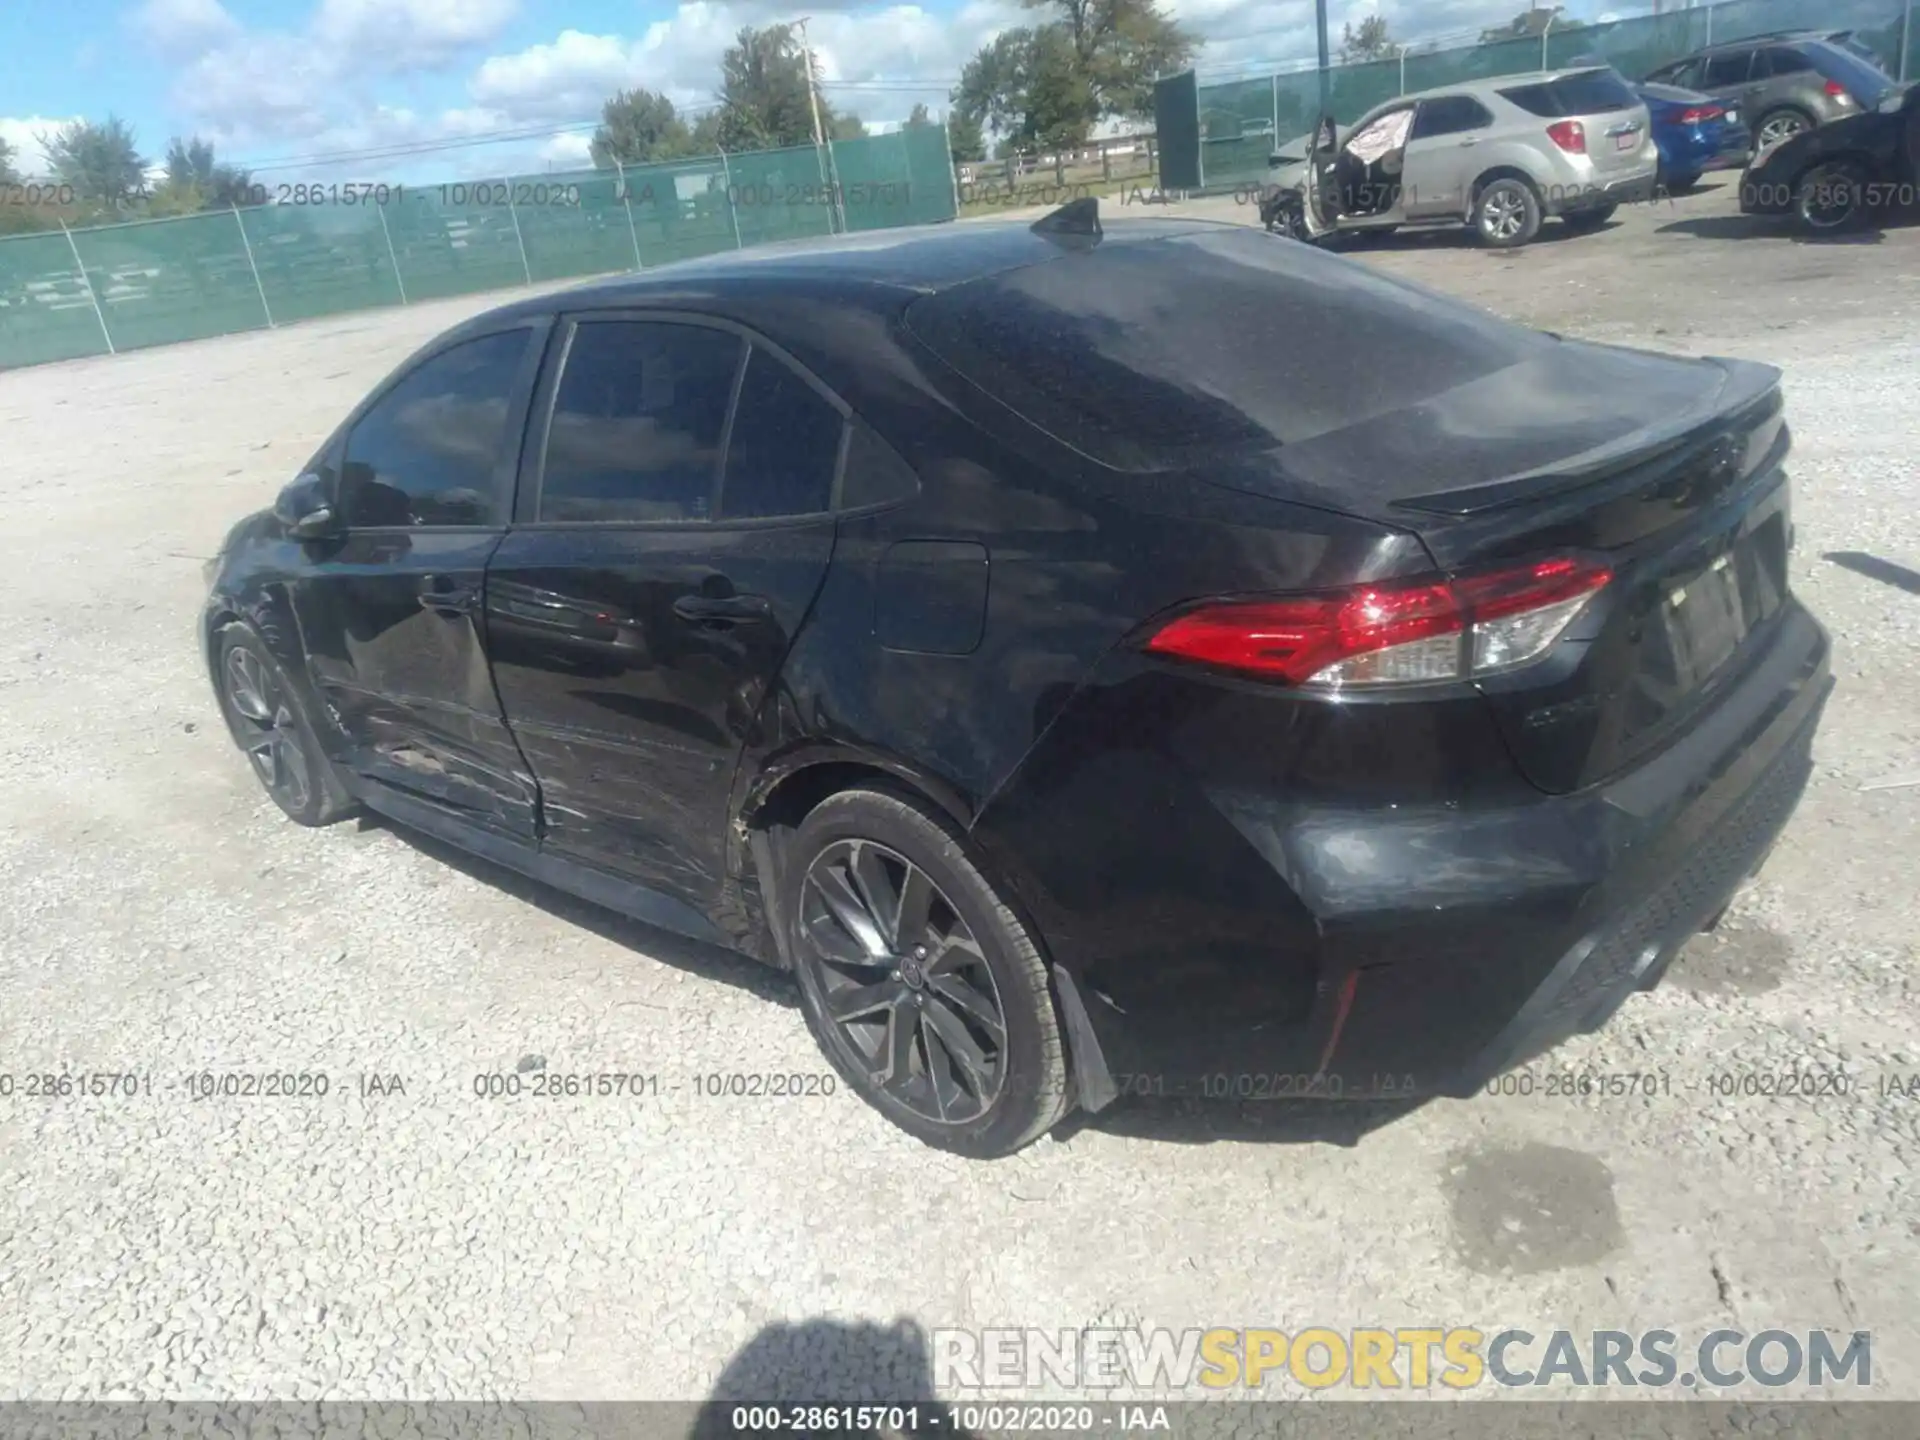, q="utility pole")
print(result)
[1315,0,1331,120]
[794,15,846,232]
